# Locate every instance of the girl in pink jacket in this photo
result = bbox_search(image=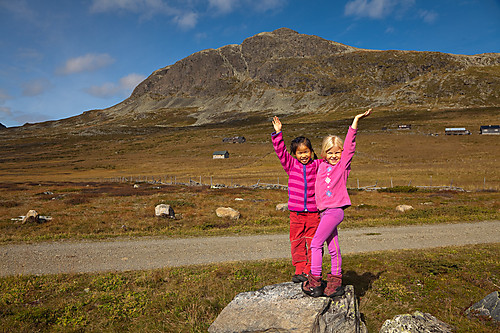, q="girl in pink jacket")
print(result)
[302,109,372,298]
